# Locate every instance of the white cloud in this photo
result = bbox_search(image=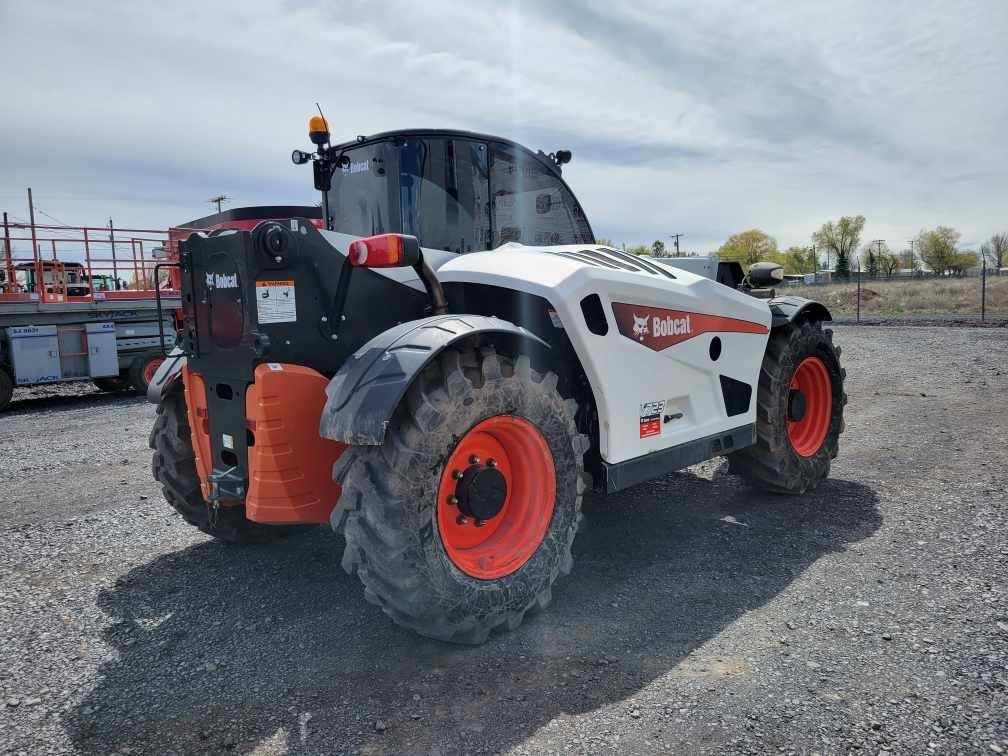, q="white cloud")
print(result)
[1,0,1005,252]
